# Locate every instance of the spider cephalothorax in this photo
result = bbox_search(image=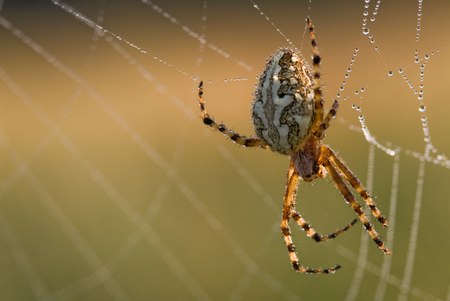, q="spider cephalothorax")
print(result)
[197,18,390,274]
